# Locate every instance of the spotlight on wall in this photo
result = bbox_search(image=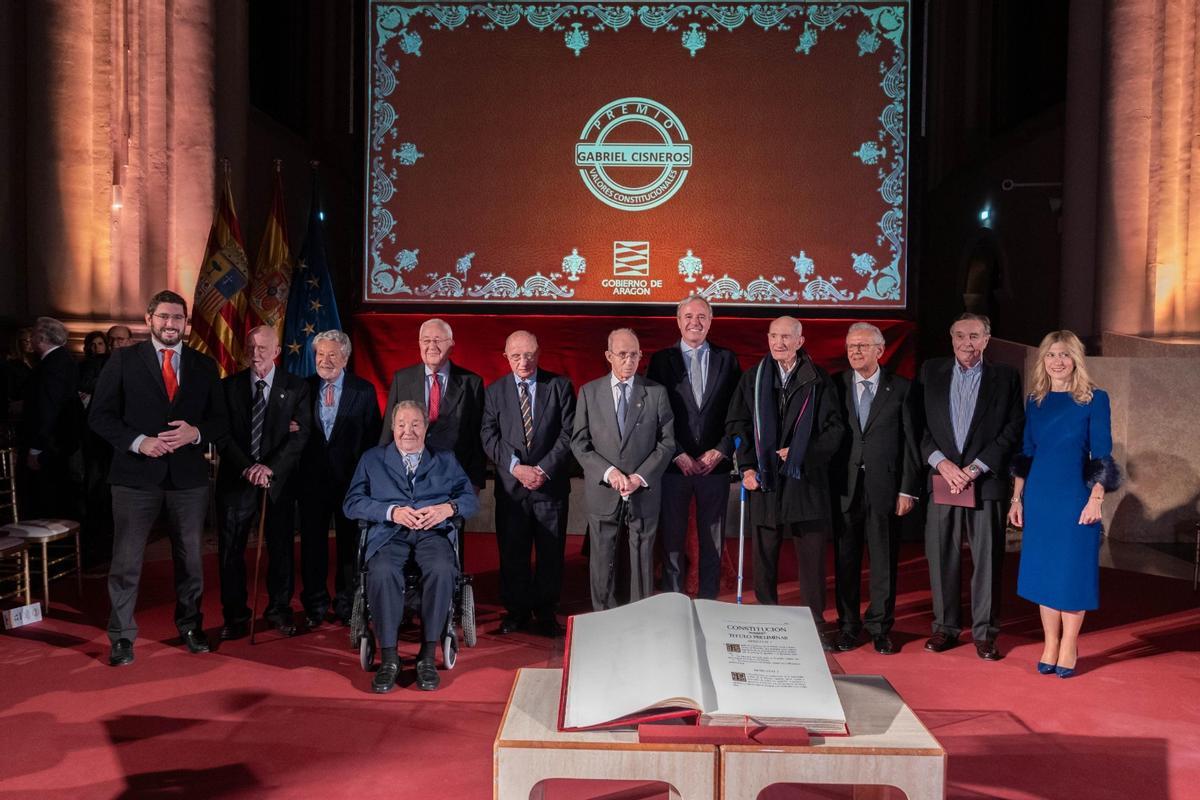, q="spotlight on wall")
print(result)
[318,211,325,221]
[112,184,124,211]
[978,206,991,227]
